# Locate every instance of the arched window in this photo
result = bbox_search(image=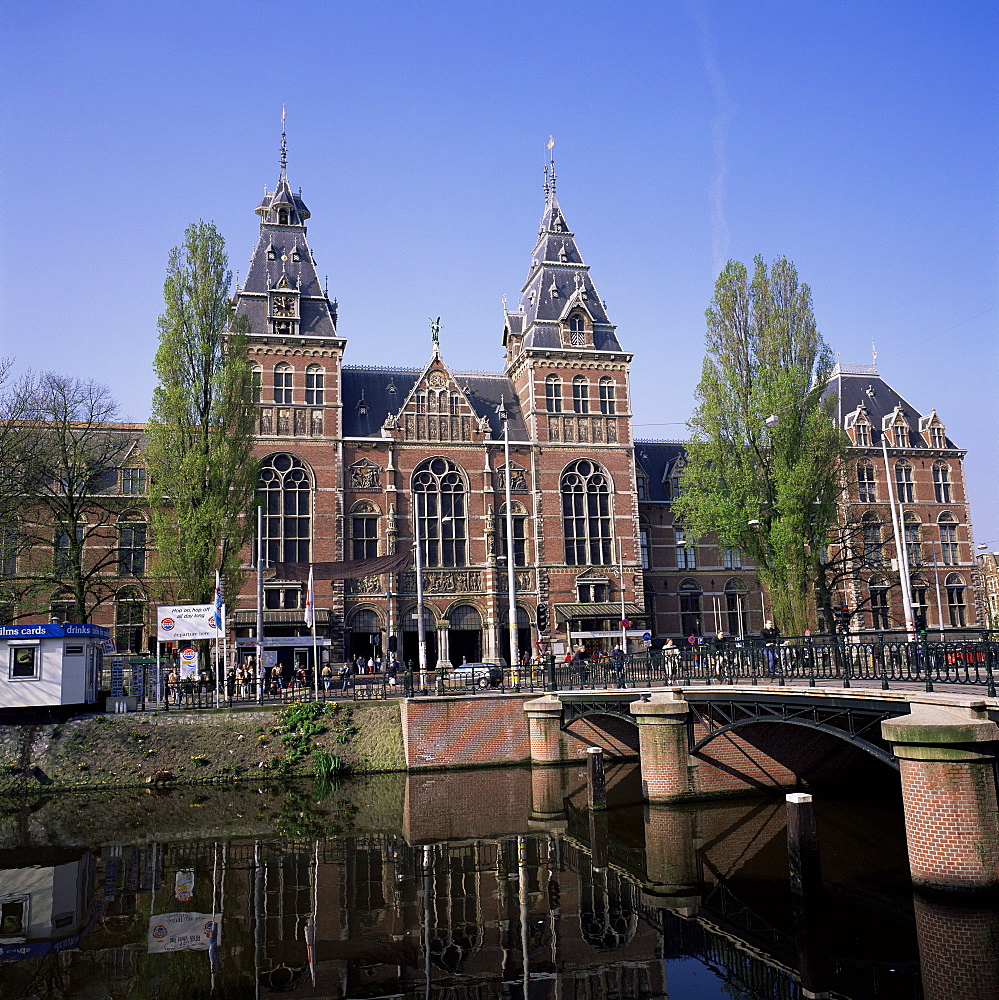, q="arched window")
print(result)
[351,501,379,560]
[115,587,145,654]
[497,501,528,567]
[118,513,146,578]
[259,454,312,564]
[568,313,585,346]
[933,461,951,503]
[857,461,876,502]
[869,576,890,630]
[895,461,914,503]
[599,377,616,415]
[945,573,966,627]
[545,375,562,413]
[305,365,324,405]
[678,579,702,637]
[449,392,461,416]
[725,578,749,637]
[903,511,921,566]
[862,513,882,566]
[572,377,589,414]
[938,512,959,565]
[561,460,611,565]
[723,546,742,569]
[274,363,293,404]
[278,208,289,225]
[348,608,382,633]
[413,458,467,567]
[640,520,650,569]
